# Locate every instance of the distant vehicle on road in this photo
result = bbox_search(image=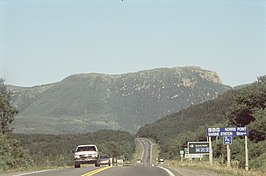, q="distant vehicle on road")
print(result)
[99,155,111,166]
[159,158,164,164]
[74,144,100,168]
[116,159,124,166]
